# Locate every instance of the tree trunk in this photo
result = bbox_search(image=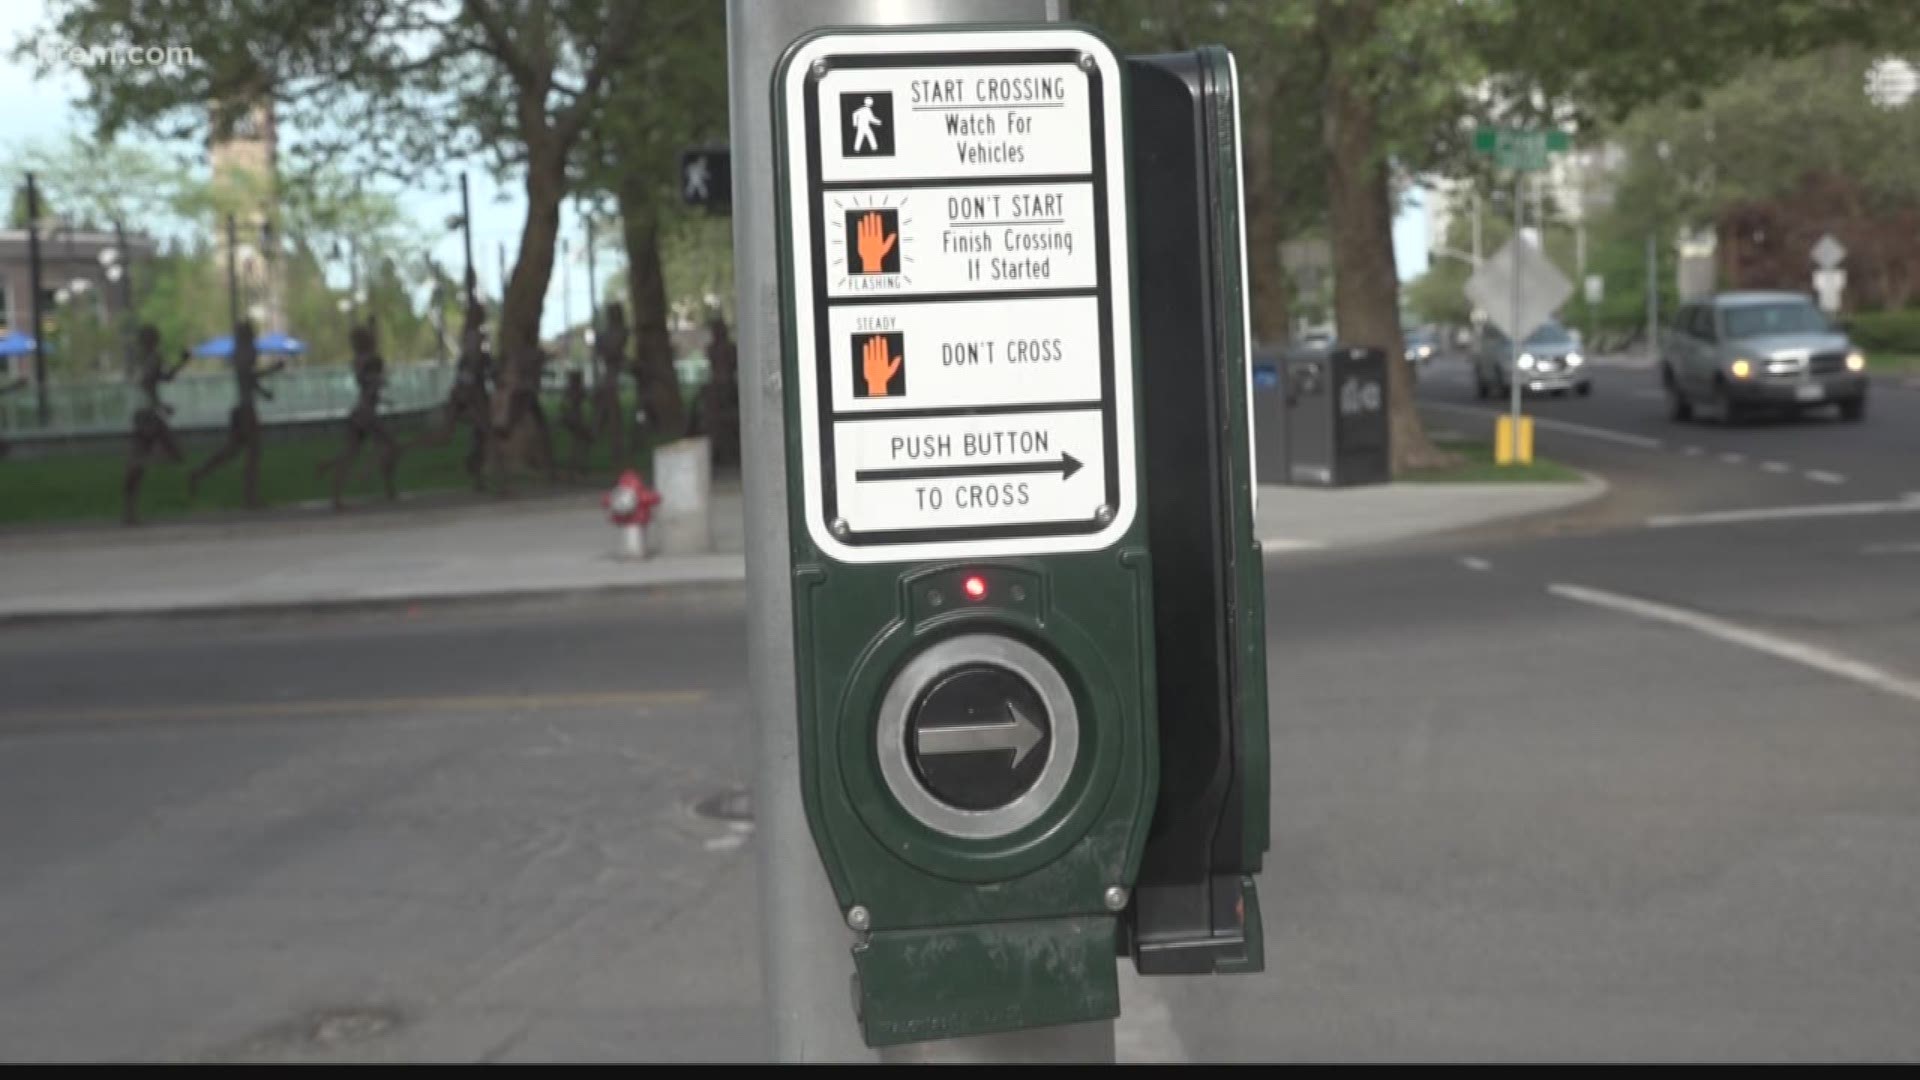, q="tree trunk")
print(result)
[498,148,564,390]
[618,186,686,443]
[493,141,566,469]
[1321,3,1450,474]
[1242,82,1291,347]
